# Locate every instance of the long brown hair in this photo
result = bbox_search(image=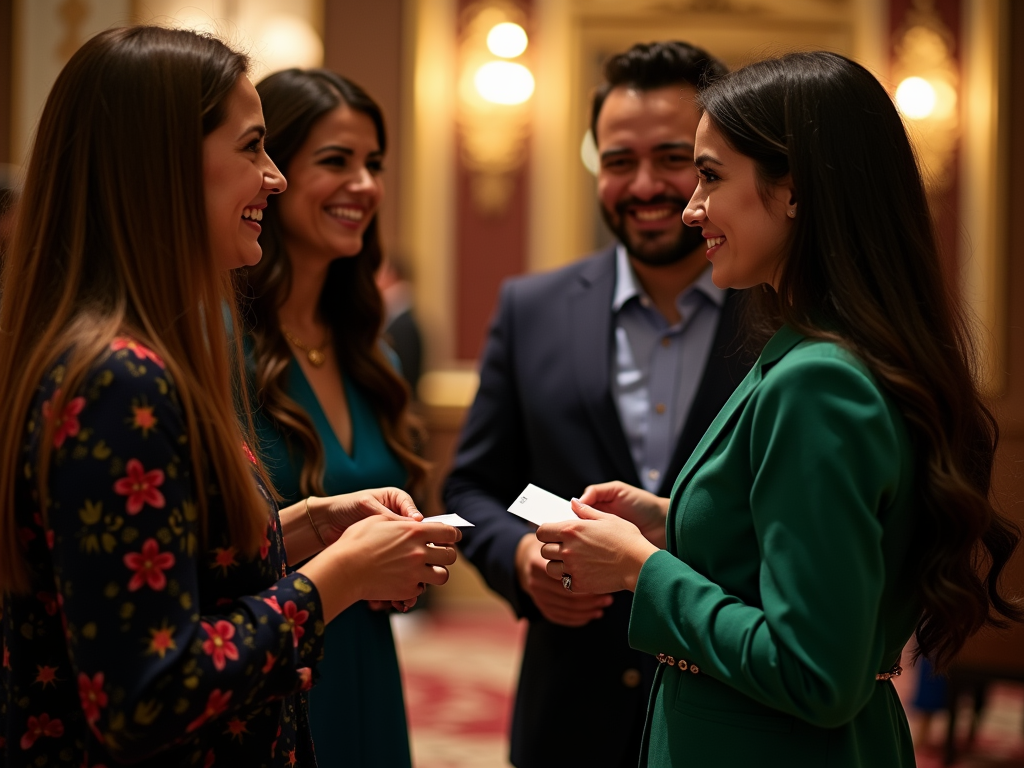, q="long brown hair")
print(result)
[0,26,271,595]
[698,51,1021,669]
[245,69,426,497]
